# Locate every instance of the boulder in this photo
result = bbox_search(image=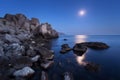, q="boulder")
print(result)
[73,44,87,55]
[13,67,35,77]
[41,60,54,69]
[31,55,40,62]
[5,43,25,57]
[35,47,54,60]
[35,23,59,39]
[30,18,40,26]
[16,33,31,41]
[60,44,72,53]
[10,56,32,69]
[15,14,27,26]
[4,34,20,43]
[26,49,36,57]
